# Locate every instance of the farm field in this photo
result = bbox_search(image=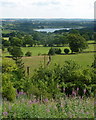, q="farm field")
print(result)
[2,42,95,76]
[23,52,94,76]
